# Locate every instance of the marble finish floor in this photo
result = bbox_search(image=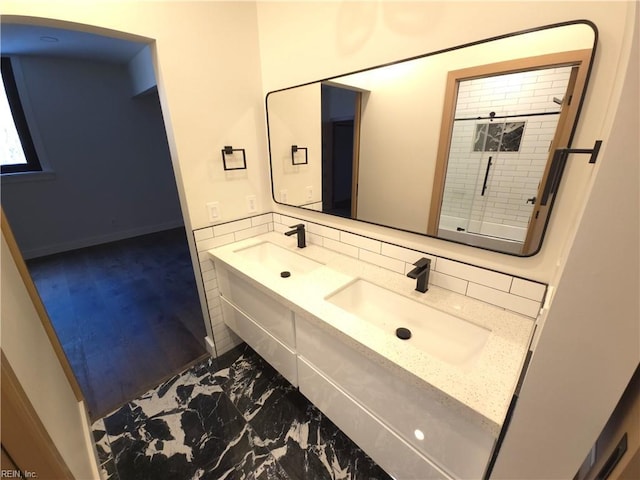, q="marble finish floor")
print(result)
[93,344,392,480]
